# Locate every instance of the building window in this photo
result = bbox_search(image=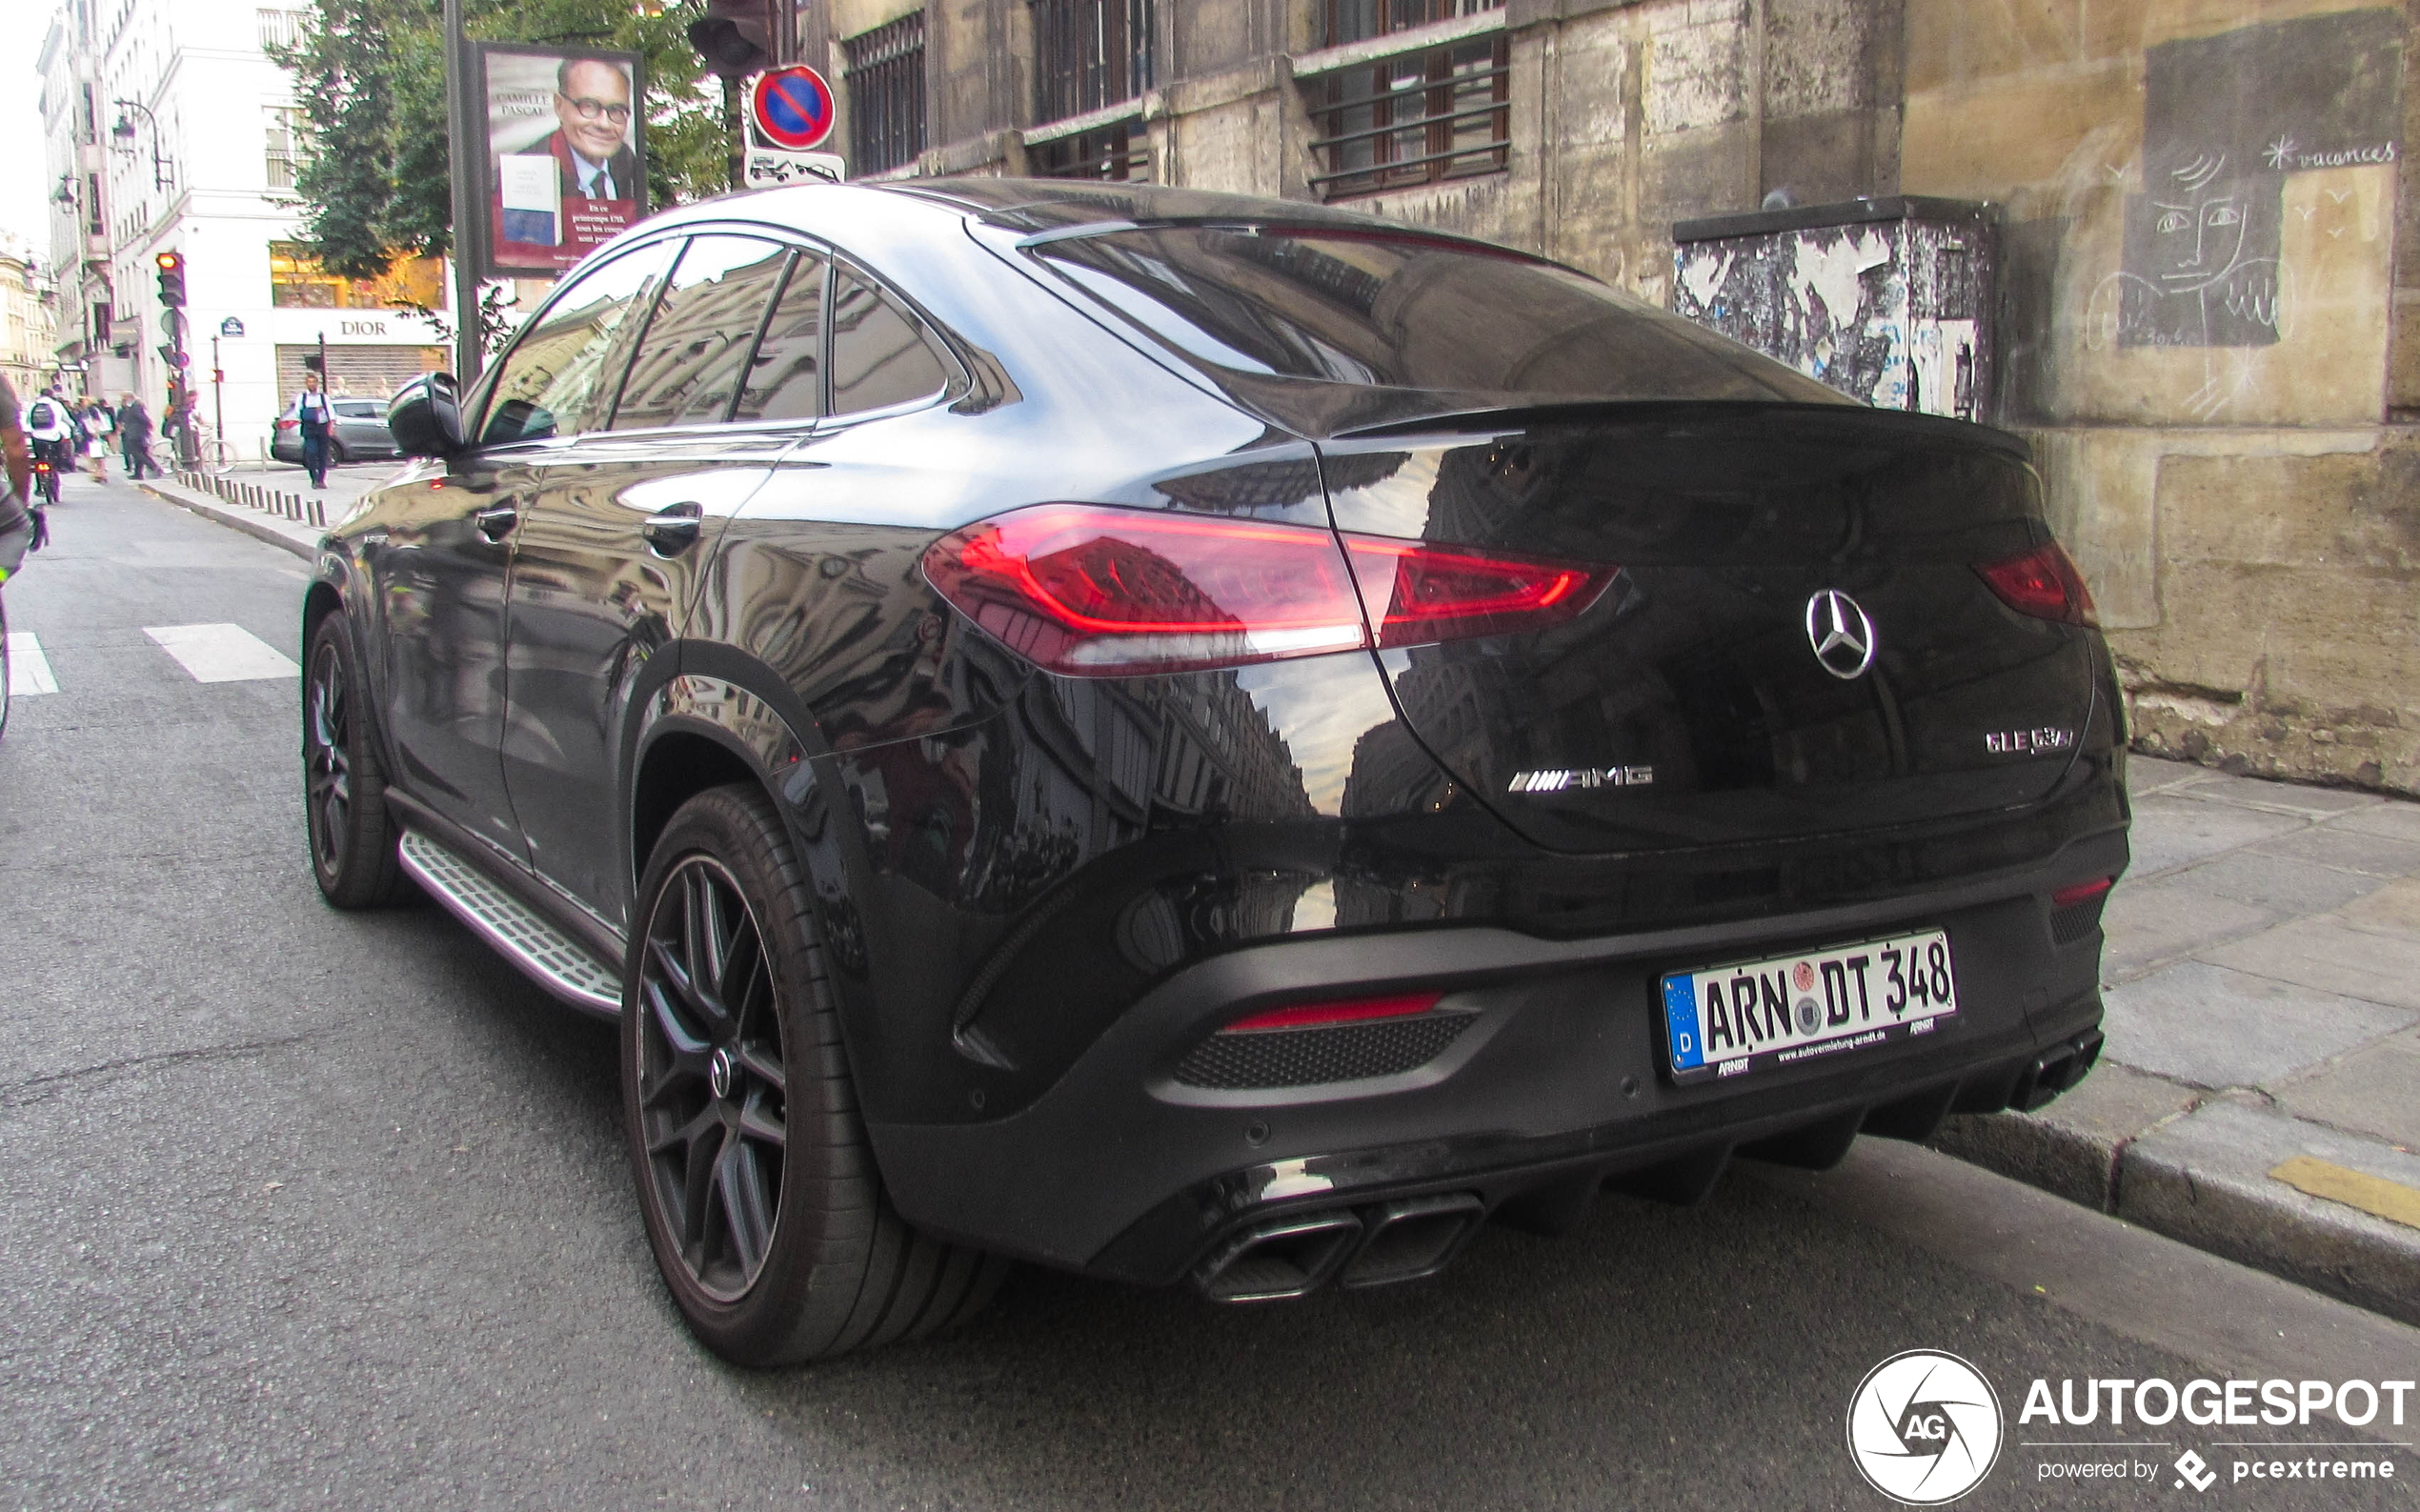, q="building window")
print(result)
[1032,0,1153,126]
[269,242,446,310]
[1309,0,1508,201]
[86,174,103,237]
[264,107,307,192]
[1029,120,1150,181]
[845,12,927,177]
